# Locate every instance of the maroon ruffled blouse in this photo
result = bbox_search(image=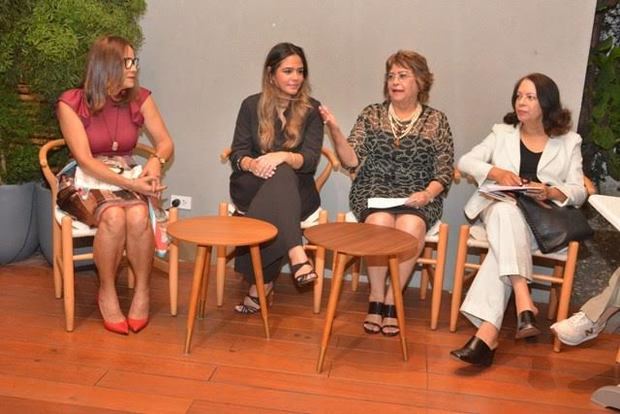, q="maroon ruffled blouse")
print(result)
[57,87,151,156]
